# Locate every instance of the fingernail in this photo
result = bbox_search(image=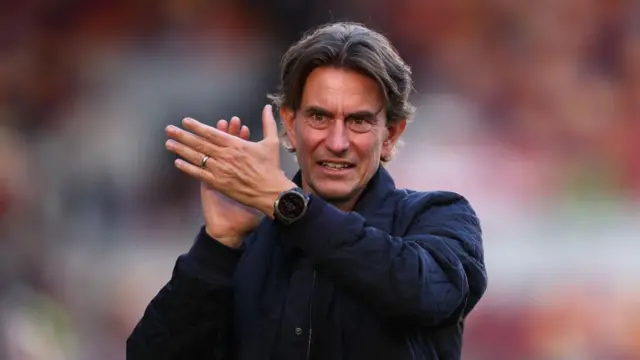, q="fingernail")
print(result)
[183,117,195,125]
